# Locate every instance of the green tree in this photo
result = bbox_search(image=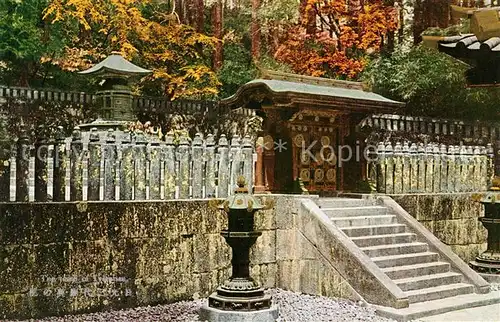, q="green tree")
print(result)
[362,46,500,121]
